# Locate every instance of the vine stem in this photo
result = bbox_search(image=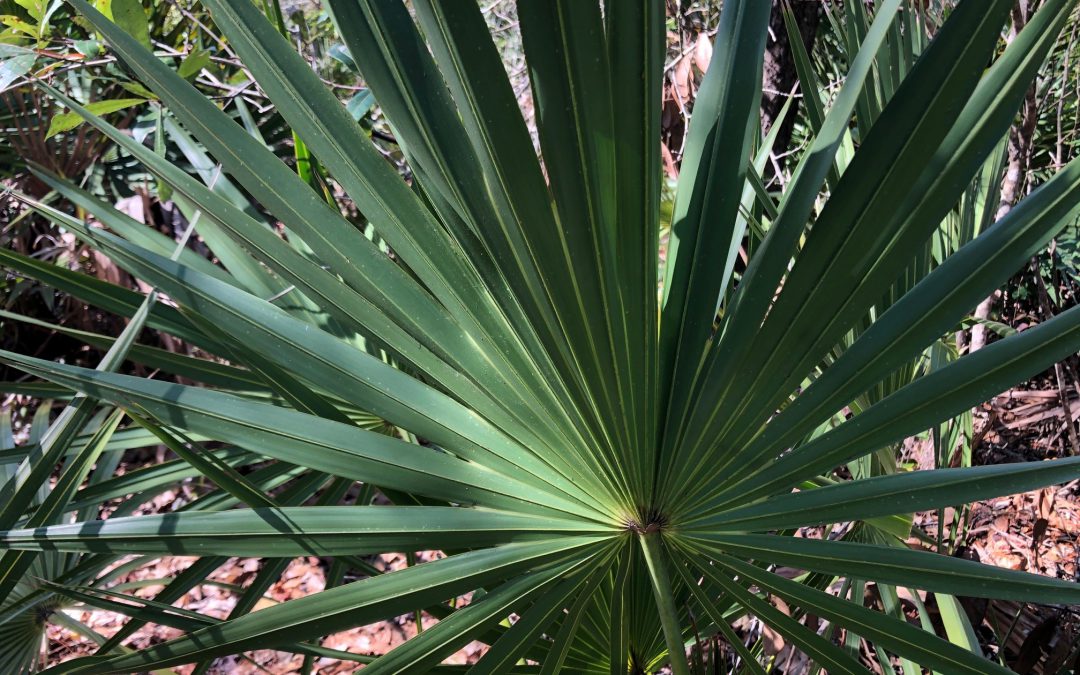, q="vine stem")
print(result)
[639,532,691,675]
